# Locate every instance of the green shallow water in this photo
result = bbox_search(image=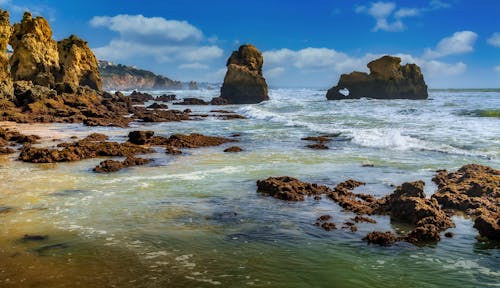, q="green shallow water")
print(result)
[0,89,499,287]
